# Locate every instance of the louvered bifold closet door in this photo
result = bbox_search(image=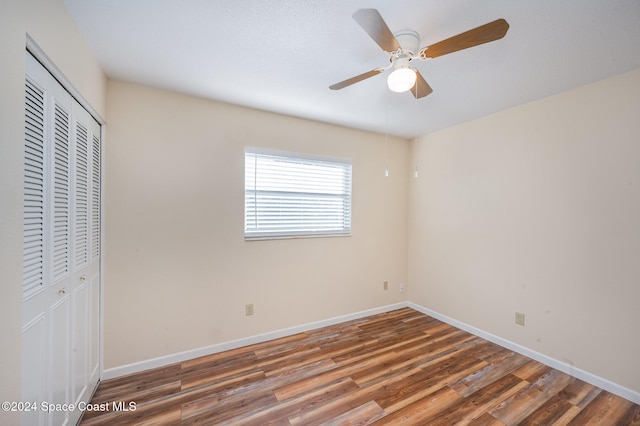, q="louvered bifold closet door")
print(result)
[50,94,74,426]
[88,130,102,401]
[70,97,102,411]
[22,56,75,426]
[22,51,102,426]
[22,74,50,426]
